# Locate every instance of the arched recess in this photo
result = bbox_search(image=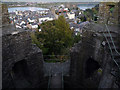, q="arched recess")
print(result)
[12,60,31,88]
[85,57,100,78]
